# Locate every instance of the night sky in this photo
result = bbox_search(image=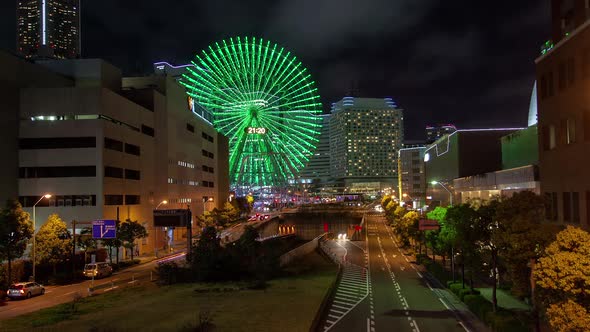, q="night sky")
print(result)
[0,1,550,140]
